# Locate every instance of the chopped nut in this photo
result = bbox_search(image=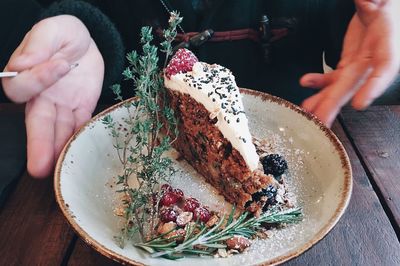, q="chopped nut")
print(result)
[119,194,131,203]
[227,249,239,255]
[217,248,228,258]
[172,205,183,215]
[166,228,186,243]
[176,212,193,227]
[157,221,176,235]
[256,228,272,239]
[205,214,219,227]
[113,206,125,216]
[226,235,251,252]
